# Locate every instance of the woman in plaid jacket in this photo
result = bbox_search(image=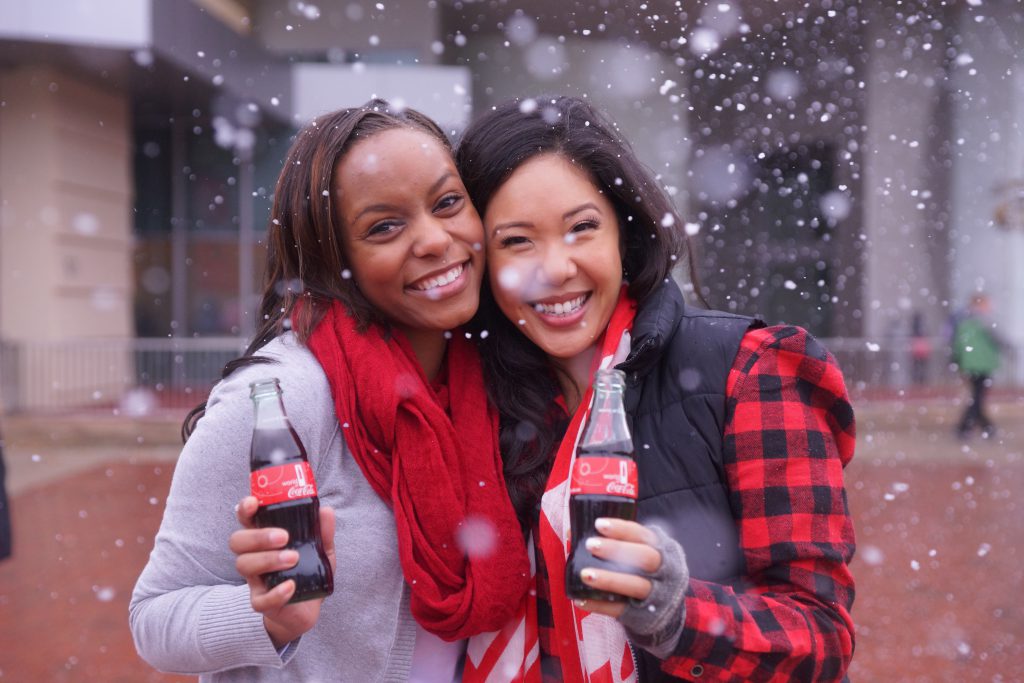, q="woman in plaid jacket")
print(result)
[457,96,856,682]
